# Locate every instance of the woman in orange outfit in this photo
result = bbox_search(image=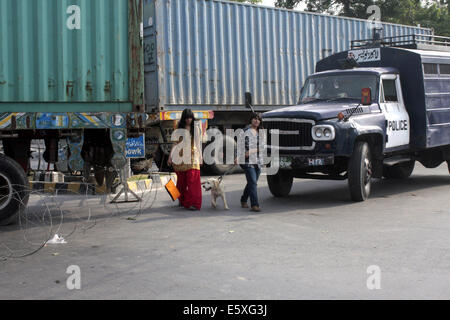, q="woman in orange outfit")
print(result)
[168,109,203,211]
